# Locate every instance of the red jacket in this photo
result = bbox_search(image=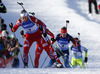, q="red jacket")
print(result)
[11,16,46,32]
[88,0,95,1]
[46,29,54,38]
